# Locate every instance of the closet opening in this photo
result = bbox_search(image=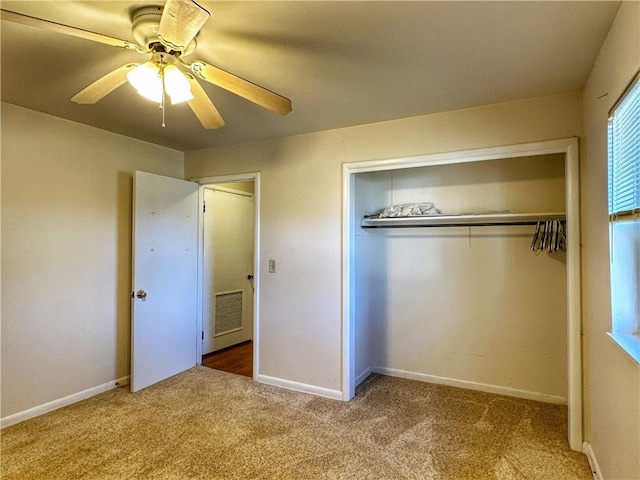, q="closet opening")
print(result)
[342,138,582,451]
